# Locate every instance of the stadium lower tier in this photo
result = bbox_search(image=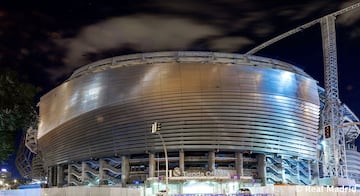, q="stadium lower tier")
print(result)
[47,150,317,189]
